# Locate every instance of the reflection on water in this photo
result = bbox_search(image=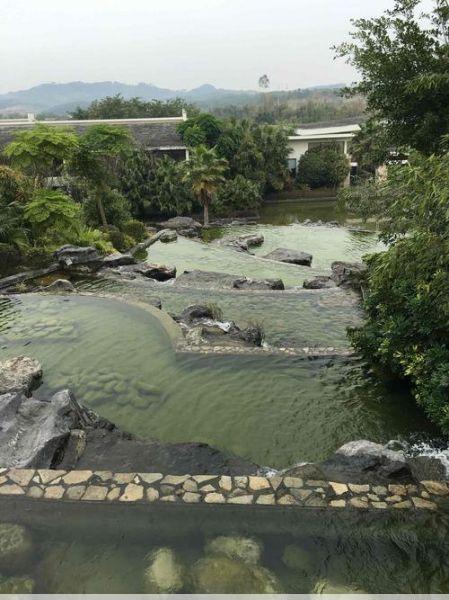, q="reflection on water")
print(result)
[0,294,435,468]
[3,500,449,593]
